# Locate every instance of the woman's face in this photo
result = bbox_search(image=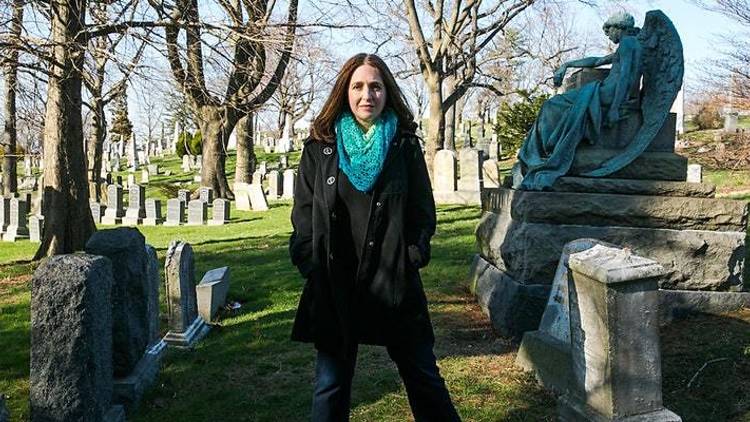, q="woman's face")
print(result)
[348,64,387,130]
[603,25,624,44]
